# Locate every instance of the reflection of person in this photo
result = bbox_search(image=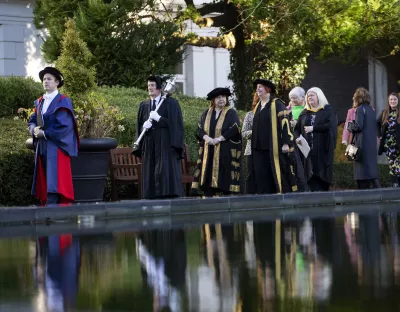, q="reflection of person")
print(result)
[133,75,184,199]
[347,88,380,189]
[34,235,80,311]
[251,79,297,194]
[377,93,400,187]
[28,67,79,205]
[137,229,186,312]
[294,87,337,192]
[191,88,242,196]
